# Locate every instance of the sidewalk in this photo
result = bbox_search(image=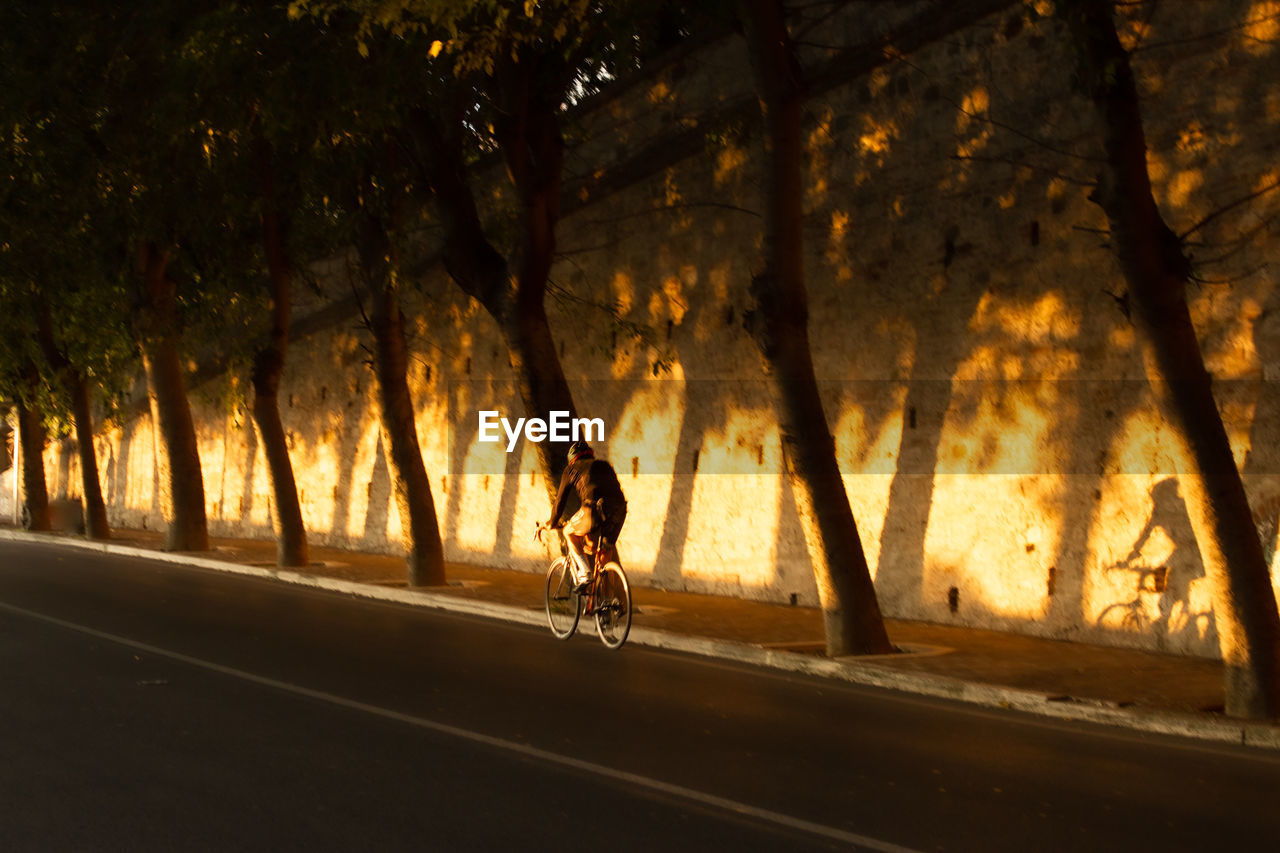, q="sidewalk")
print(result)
[3,524,1277,749]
